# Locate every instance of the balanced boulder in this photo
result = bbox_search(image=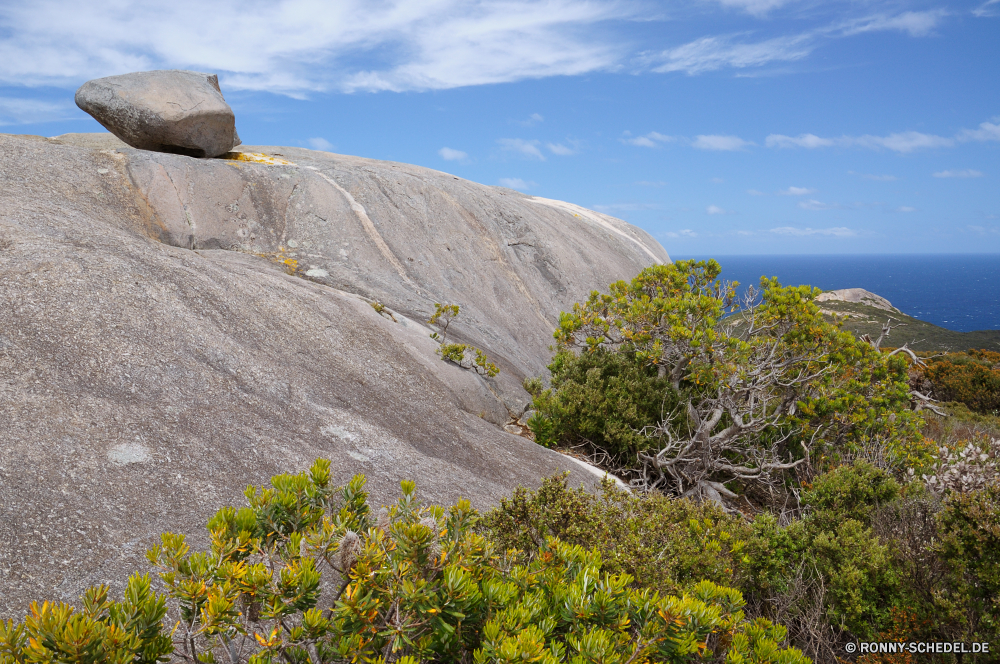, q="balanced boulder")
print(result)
[75,70,241,158]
